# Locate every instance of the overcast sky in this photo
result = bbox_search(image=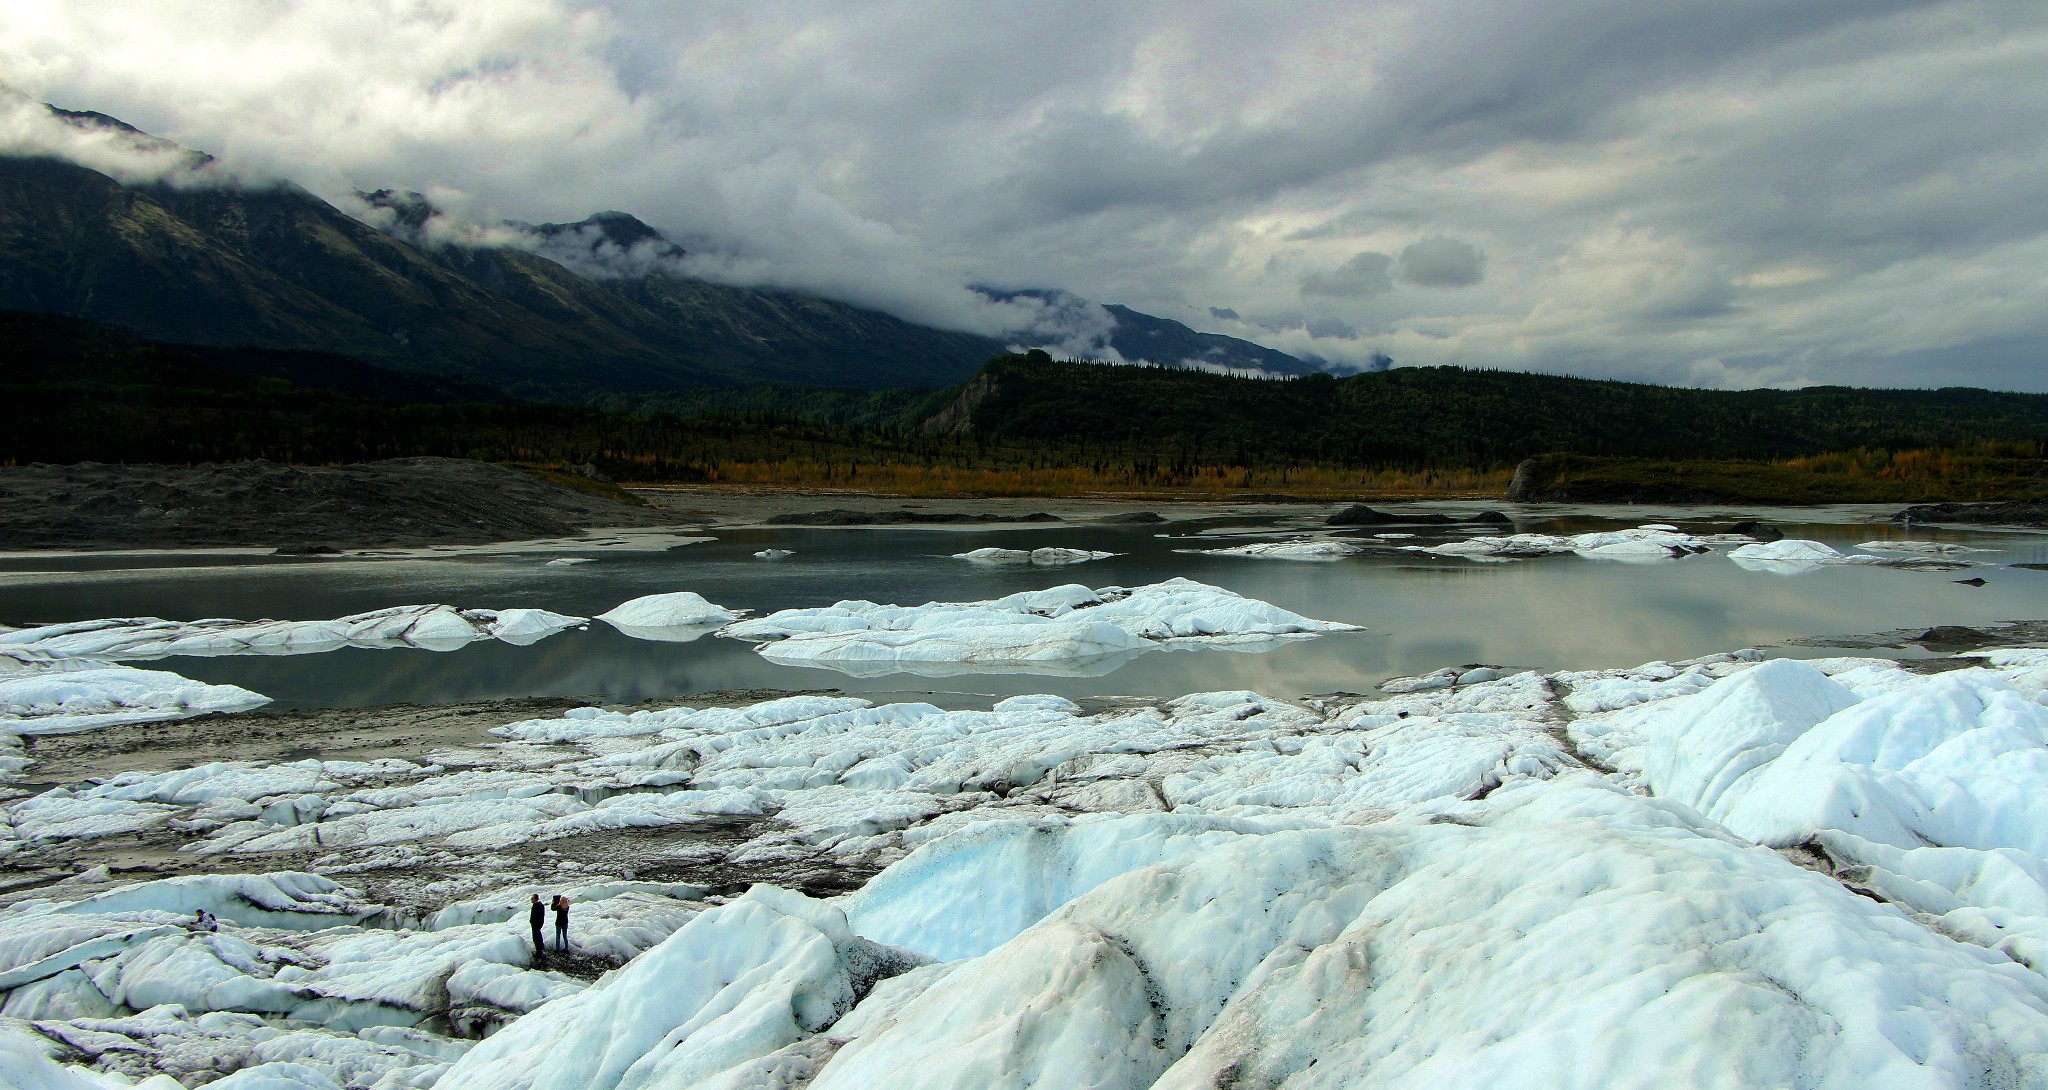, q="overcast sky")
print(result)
[5,1,2046,389]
